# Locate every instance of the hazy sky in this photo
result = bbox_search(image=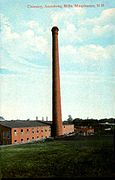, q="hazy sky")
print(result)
[0,0,115,120]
